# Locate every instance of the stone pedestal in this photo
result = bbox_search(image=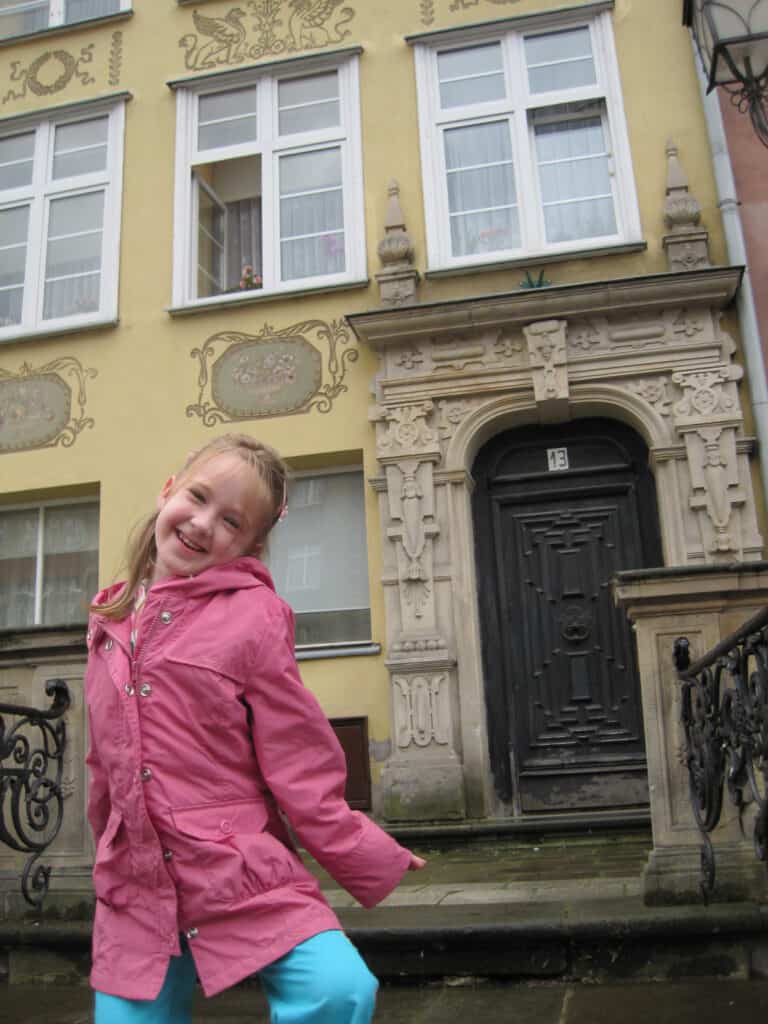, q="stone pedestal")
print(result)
[615,563,768,905]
